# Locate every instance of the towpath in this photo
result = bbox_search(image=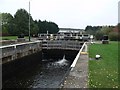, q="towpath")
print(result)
[61,44,88,88]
